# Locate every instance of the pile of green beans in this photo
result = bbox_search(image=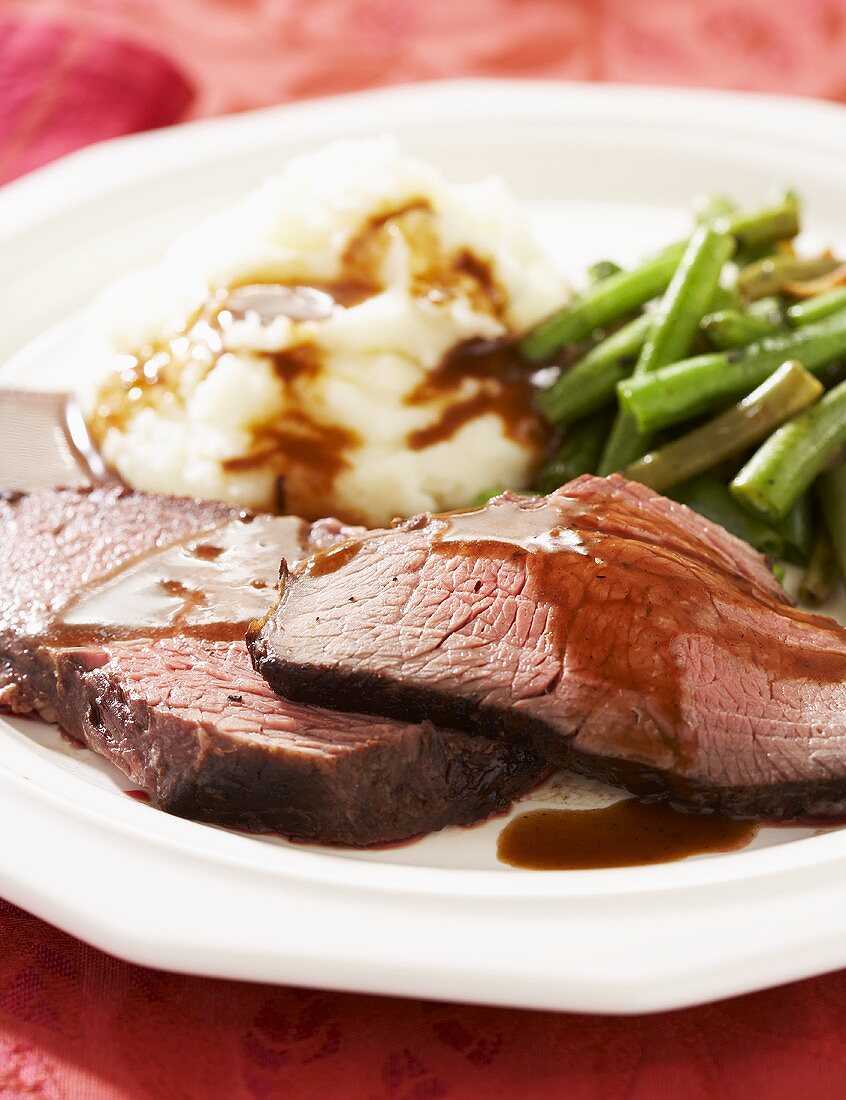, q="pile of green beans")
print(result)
[598,226,736,474]
[516,188,846,603]
[625,361,823,493]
